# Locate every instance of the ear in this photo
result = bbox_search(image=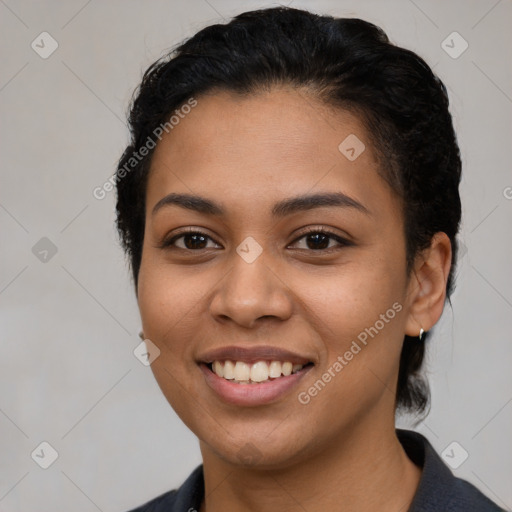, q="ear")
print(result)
[404,232,452,337]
